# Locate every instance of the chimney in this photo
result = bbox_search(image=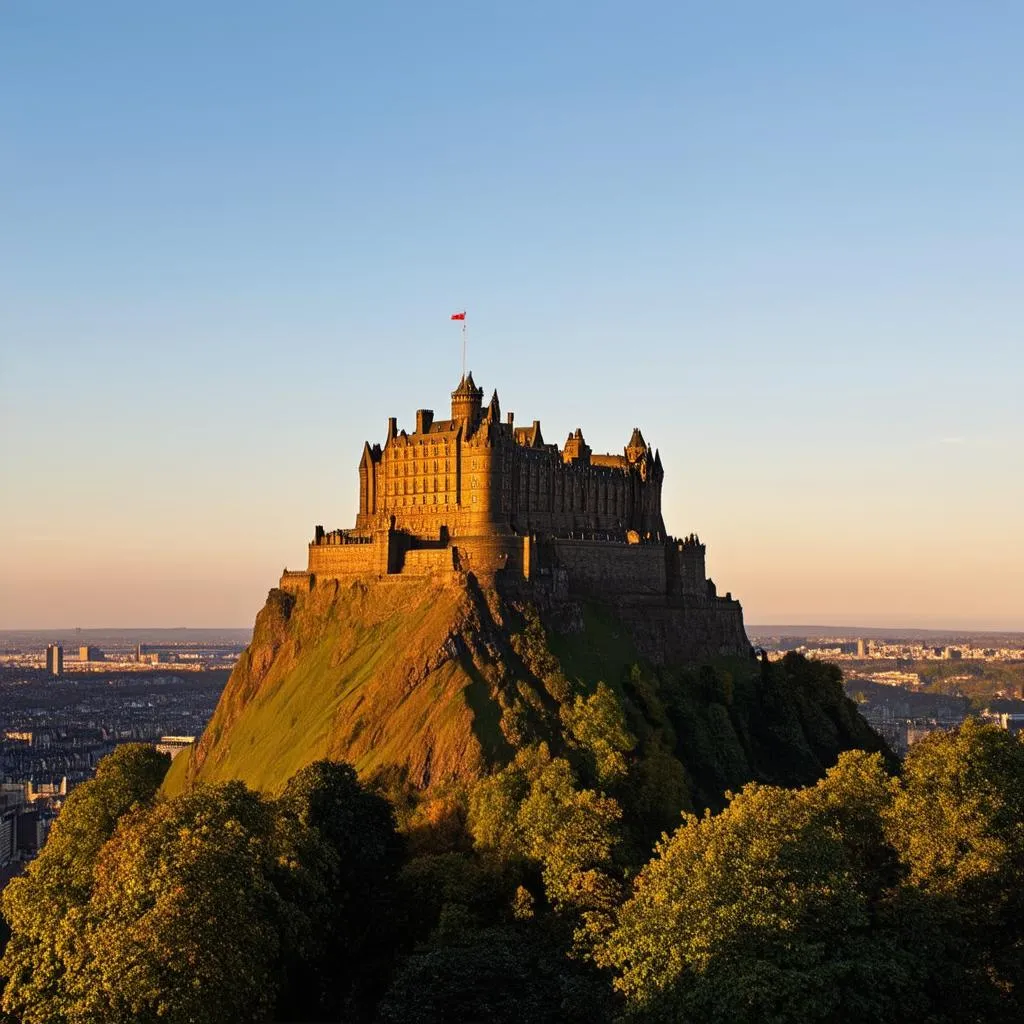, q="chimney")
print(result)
[415,409,434,434]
